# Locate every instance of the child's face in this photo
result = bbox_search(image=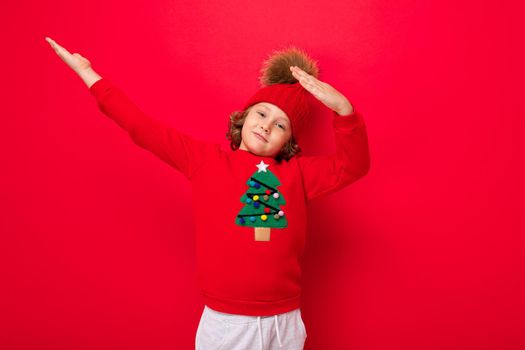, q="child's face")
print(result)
[239,102,292,158]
